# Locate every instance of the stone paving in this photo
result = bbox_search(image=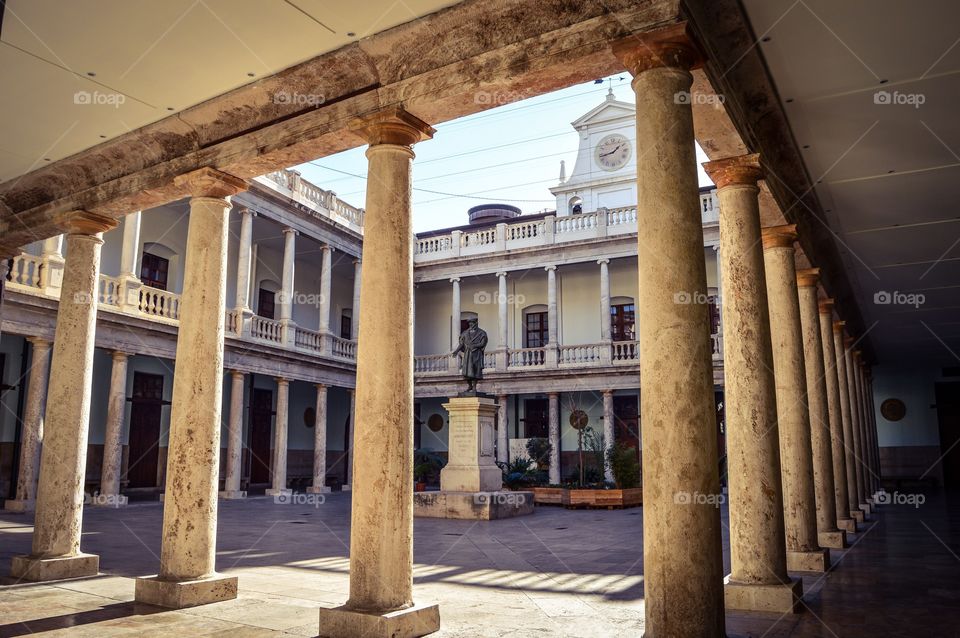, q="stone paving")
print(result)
[0,492,958,636]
